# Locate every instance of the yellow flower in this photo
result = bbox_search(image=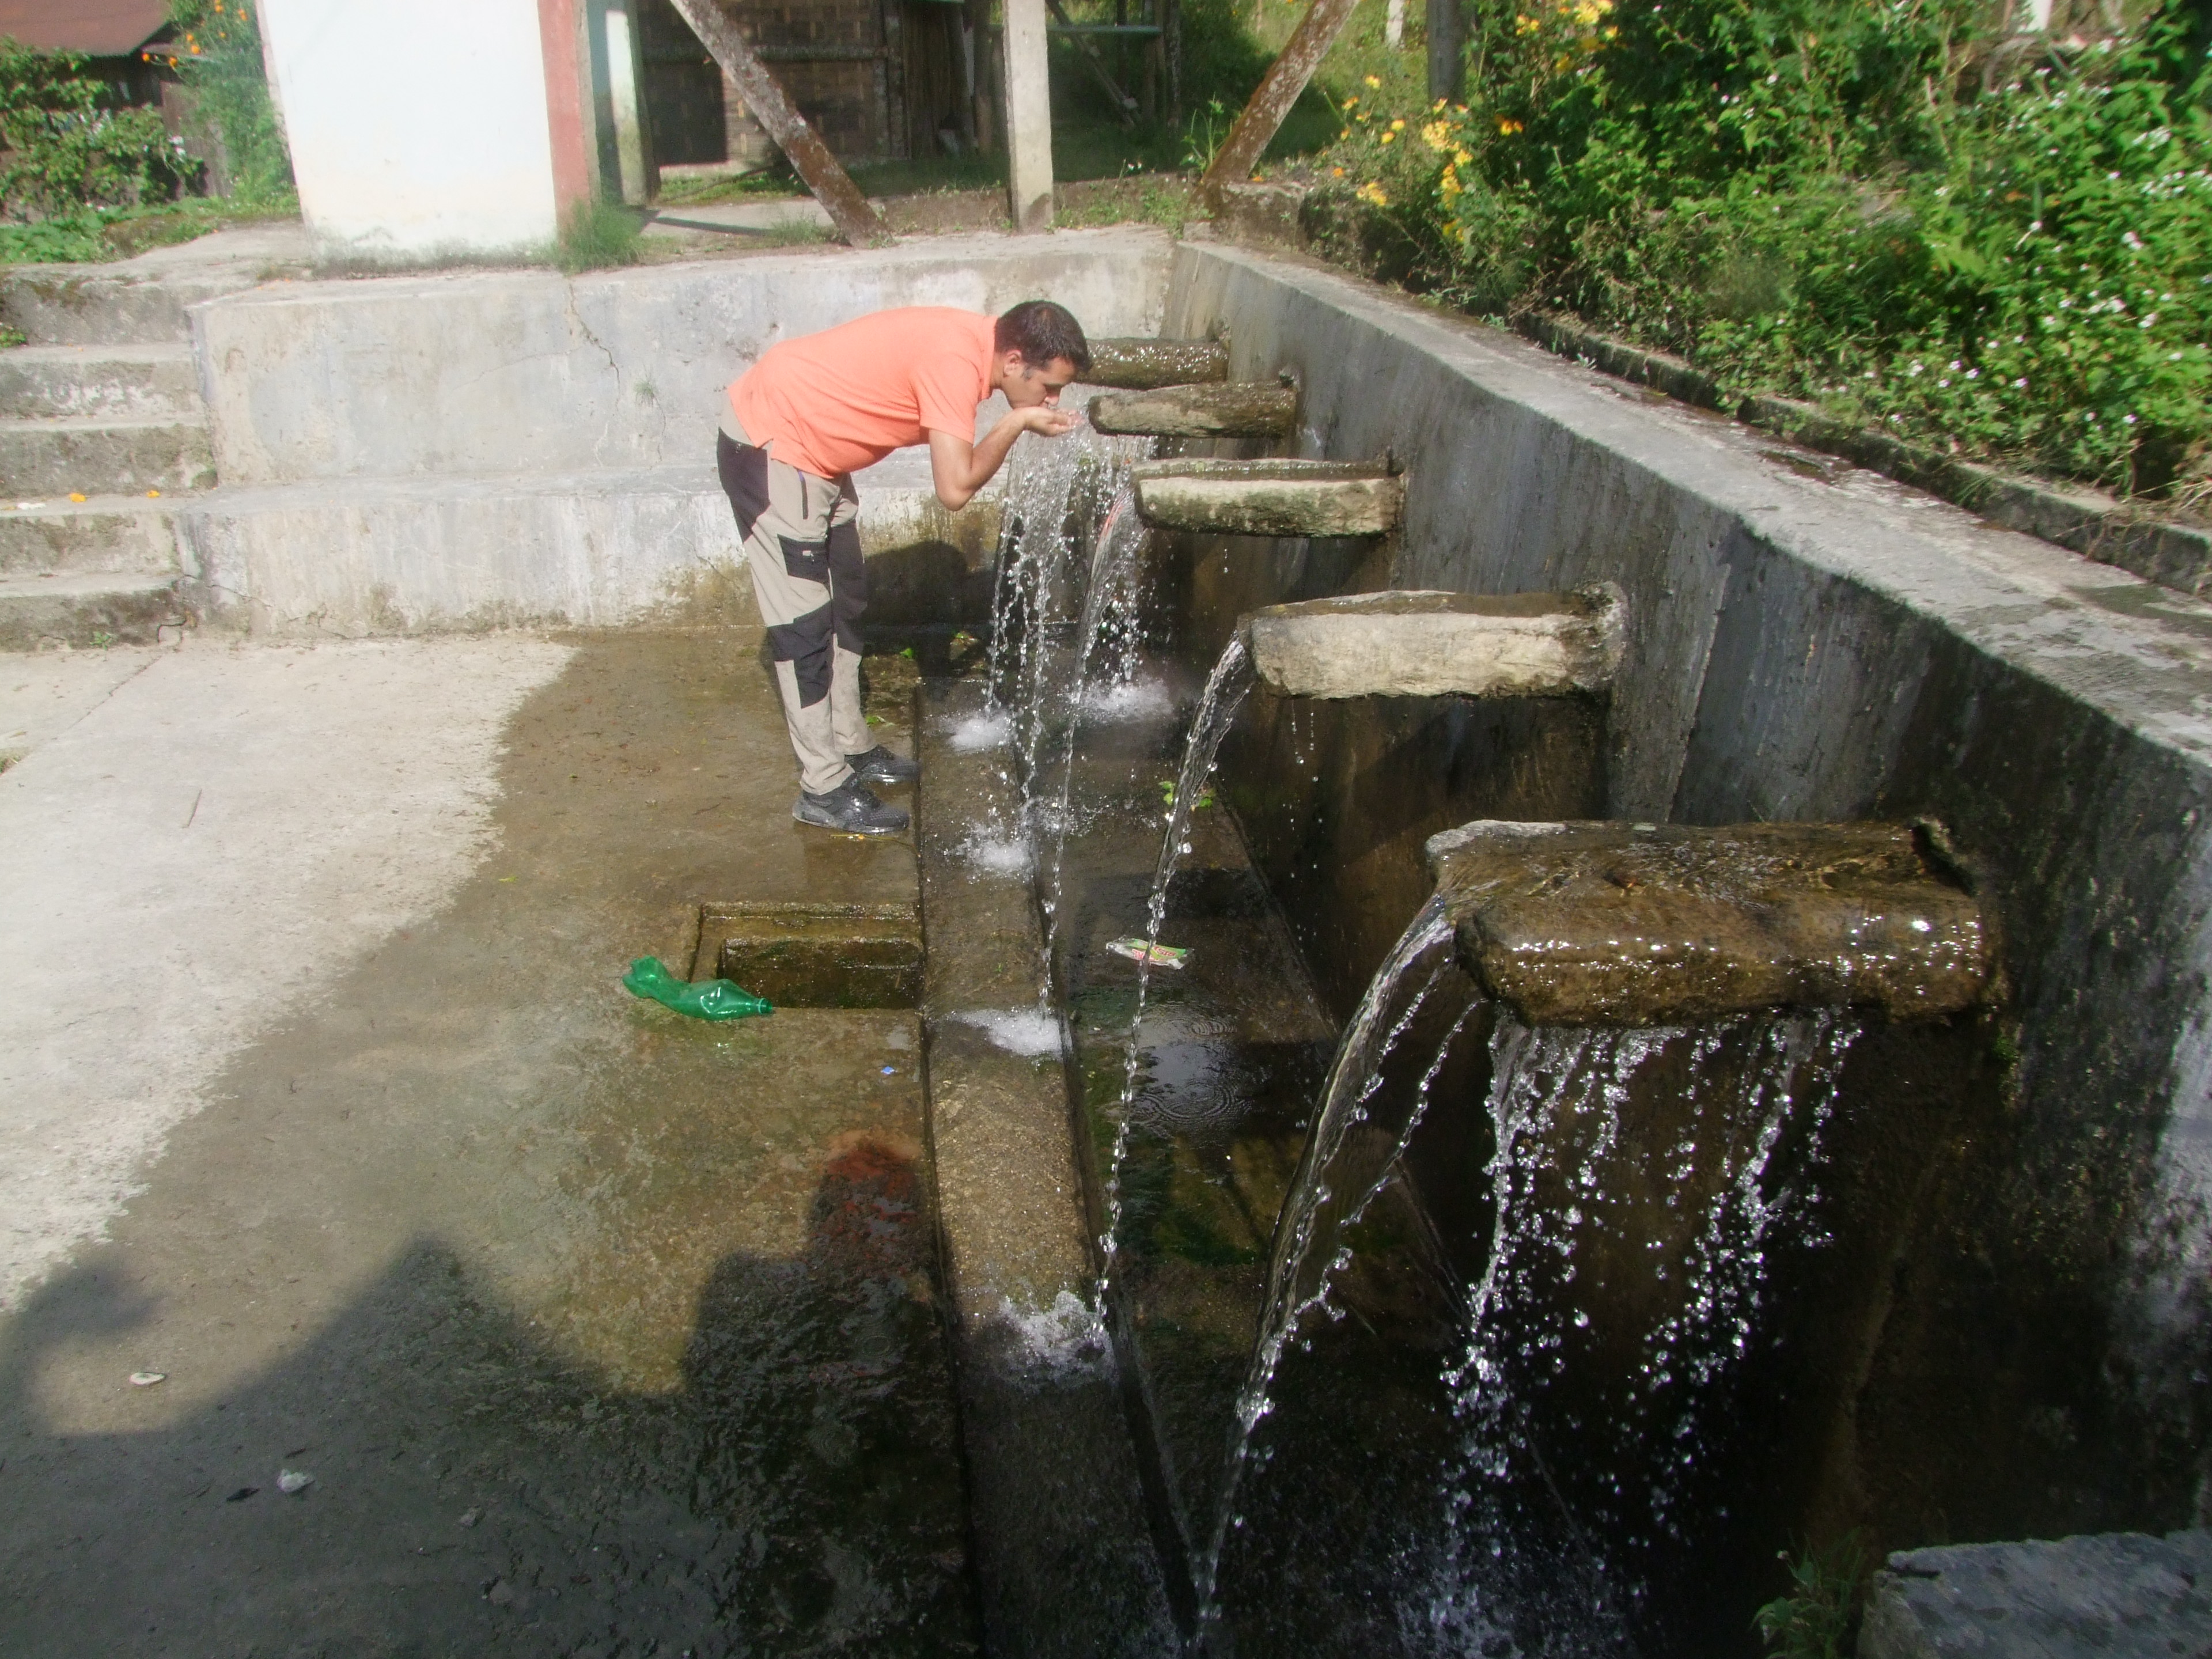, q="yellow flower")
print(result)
[1343,92,1358,104]
[1378,130,1395,144]
[1497,118,1524,134]
[1356,181,1389,207]
[1389,118,1406,130]
[1363,74,1381,88]
[1454,147,1473,165]
[1421,119,1454,151]
[68,492,86,502]
[1331,165,1345,176]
